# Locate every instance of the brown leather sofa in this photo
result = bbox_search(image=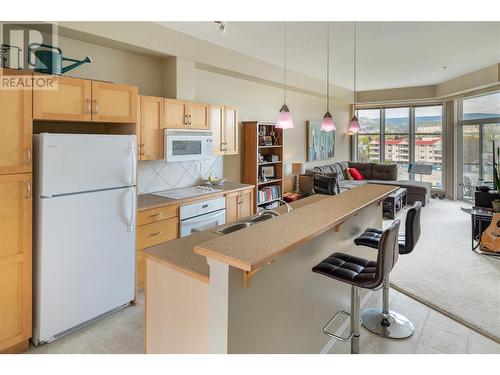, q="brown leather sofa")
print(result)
[300,161,431,206]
